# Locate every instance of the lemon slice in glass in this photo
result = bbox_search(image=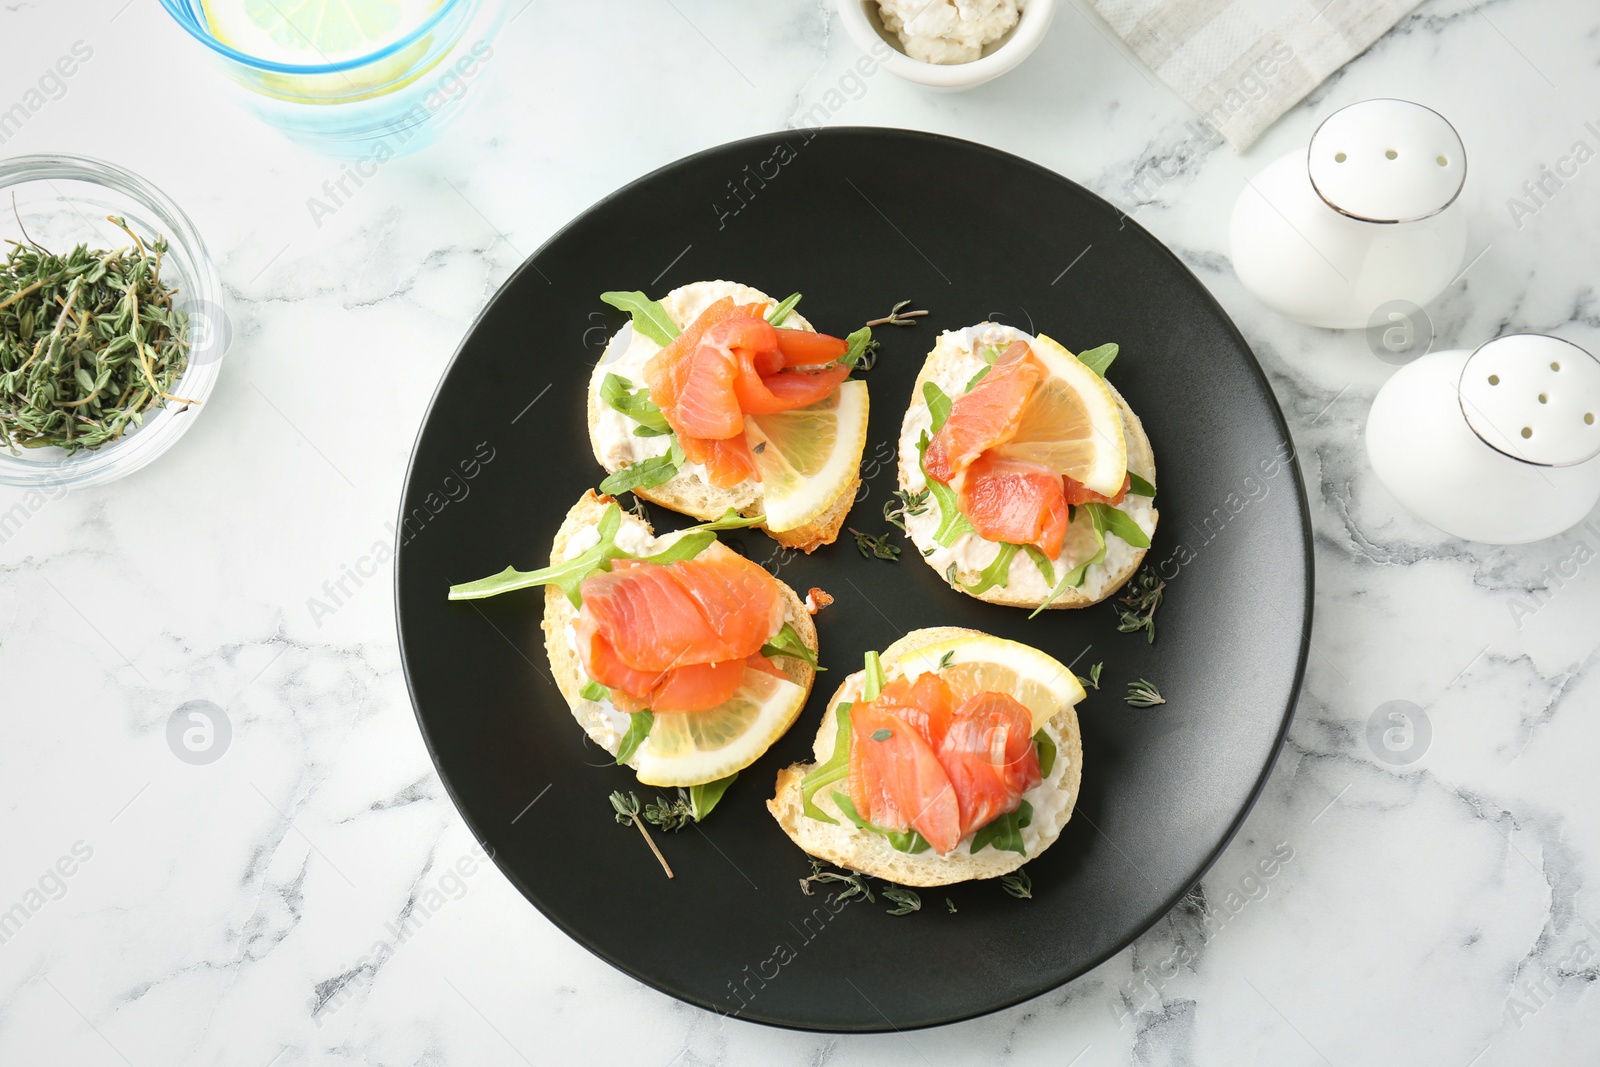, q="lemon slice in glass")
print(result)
[202,0,441,64]
[991,333,1128,497]
[892,632,1085,732]
[745,379,869,533]
[633,665,809,787]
